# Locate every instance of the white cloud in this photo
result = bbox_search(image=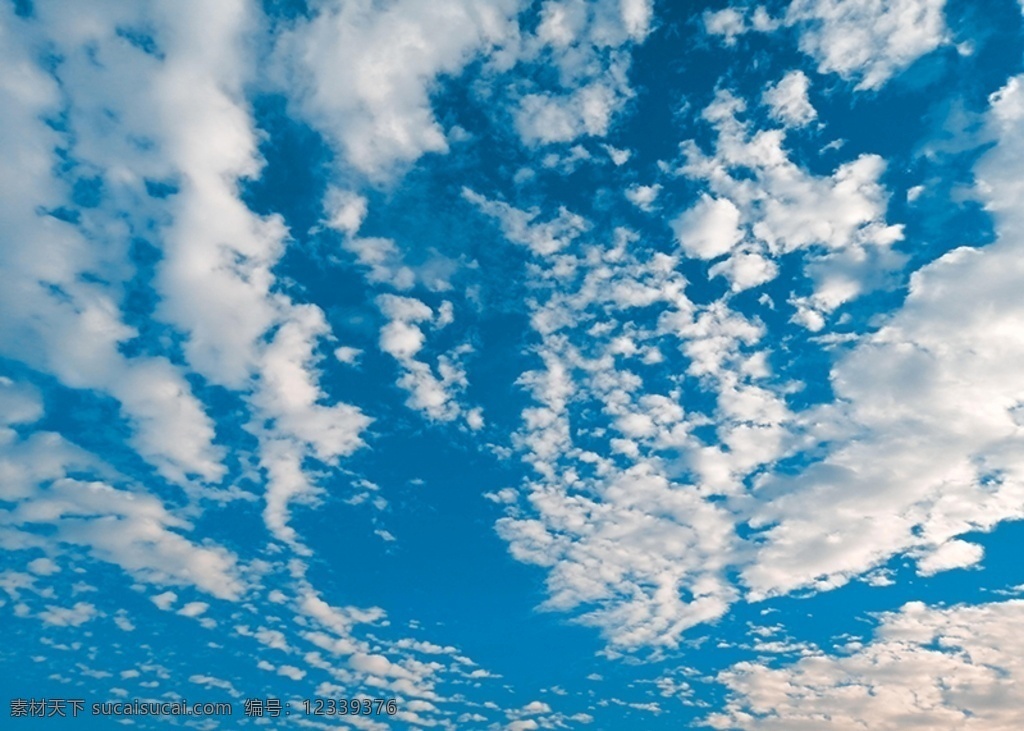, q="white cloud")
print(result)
[464,189,588,256]
[707,600,1024,730]
[10,6,1024,722]
[378,295,434,359]
[113,612,135,632]
[0,396,245,600]
[604,144,632,165]
[152,591,178,611]
[677,90,904,322]
[672,195,744,260]
[620,0,654,40]
[0,0,376,556]
[343,236,417,290]
[489,74,1024,652]
[101,1,371,545]
[322,187,369,236]
[0,6,516,725]
[189,674,239,697]
[741,74,1024,598]
[520,700,552,715]
[275,0,521,180]
[915,539,984,576]
[709,251,779,292]
[704,2,945,90]
[27,557,60,576]
[466,407,486,430]
[178,601,210,618]
[507,721,539,731]
[625,184,661,211]
[39,601,97,627]
[248,306,371,547]
[334,346,363,365]
[278,664,306,681]
[786,0,948,90]
[763,70,816,127]
[0,6,224,485]
[52,482,246,600]
[252,308,370,464]
[325,192,463,293]
[703,8,747,46]
[492,228,762,650]
[510,0,653,146]
[516,83,623,145]
[0,378,43,430]
[376,295,475,422]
